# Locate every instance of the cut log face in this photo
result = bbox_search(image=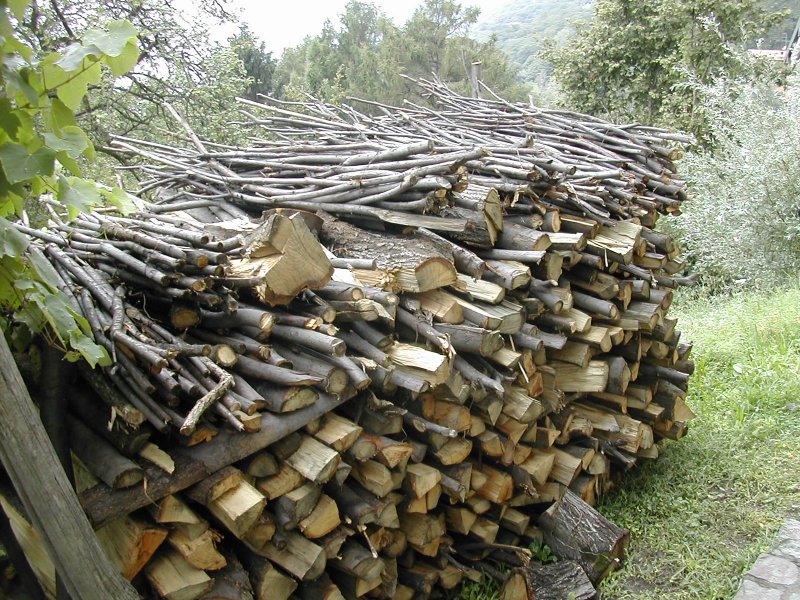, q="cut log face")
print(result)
[145,548,214,600]
[96,514,169,581]
[321,218,457,293]
[227,212,333,306]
